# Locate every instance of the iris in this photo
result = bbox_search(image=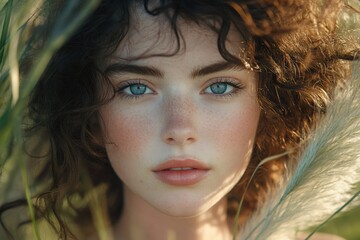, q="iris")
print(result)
[129,84,147,95]
[210,83,227,94]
